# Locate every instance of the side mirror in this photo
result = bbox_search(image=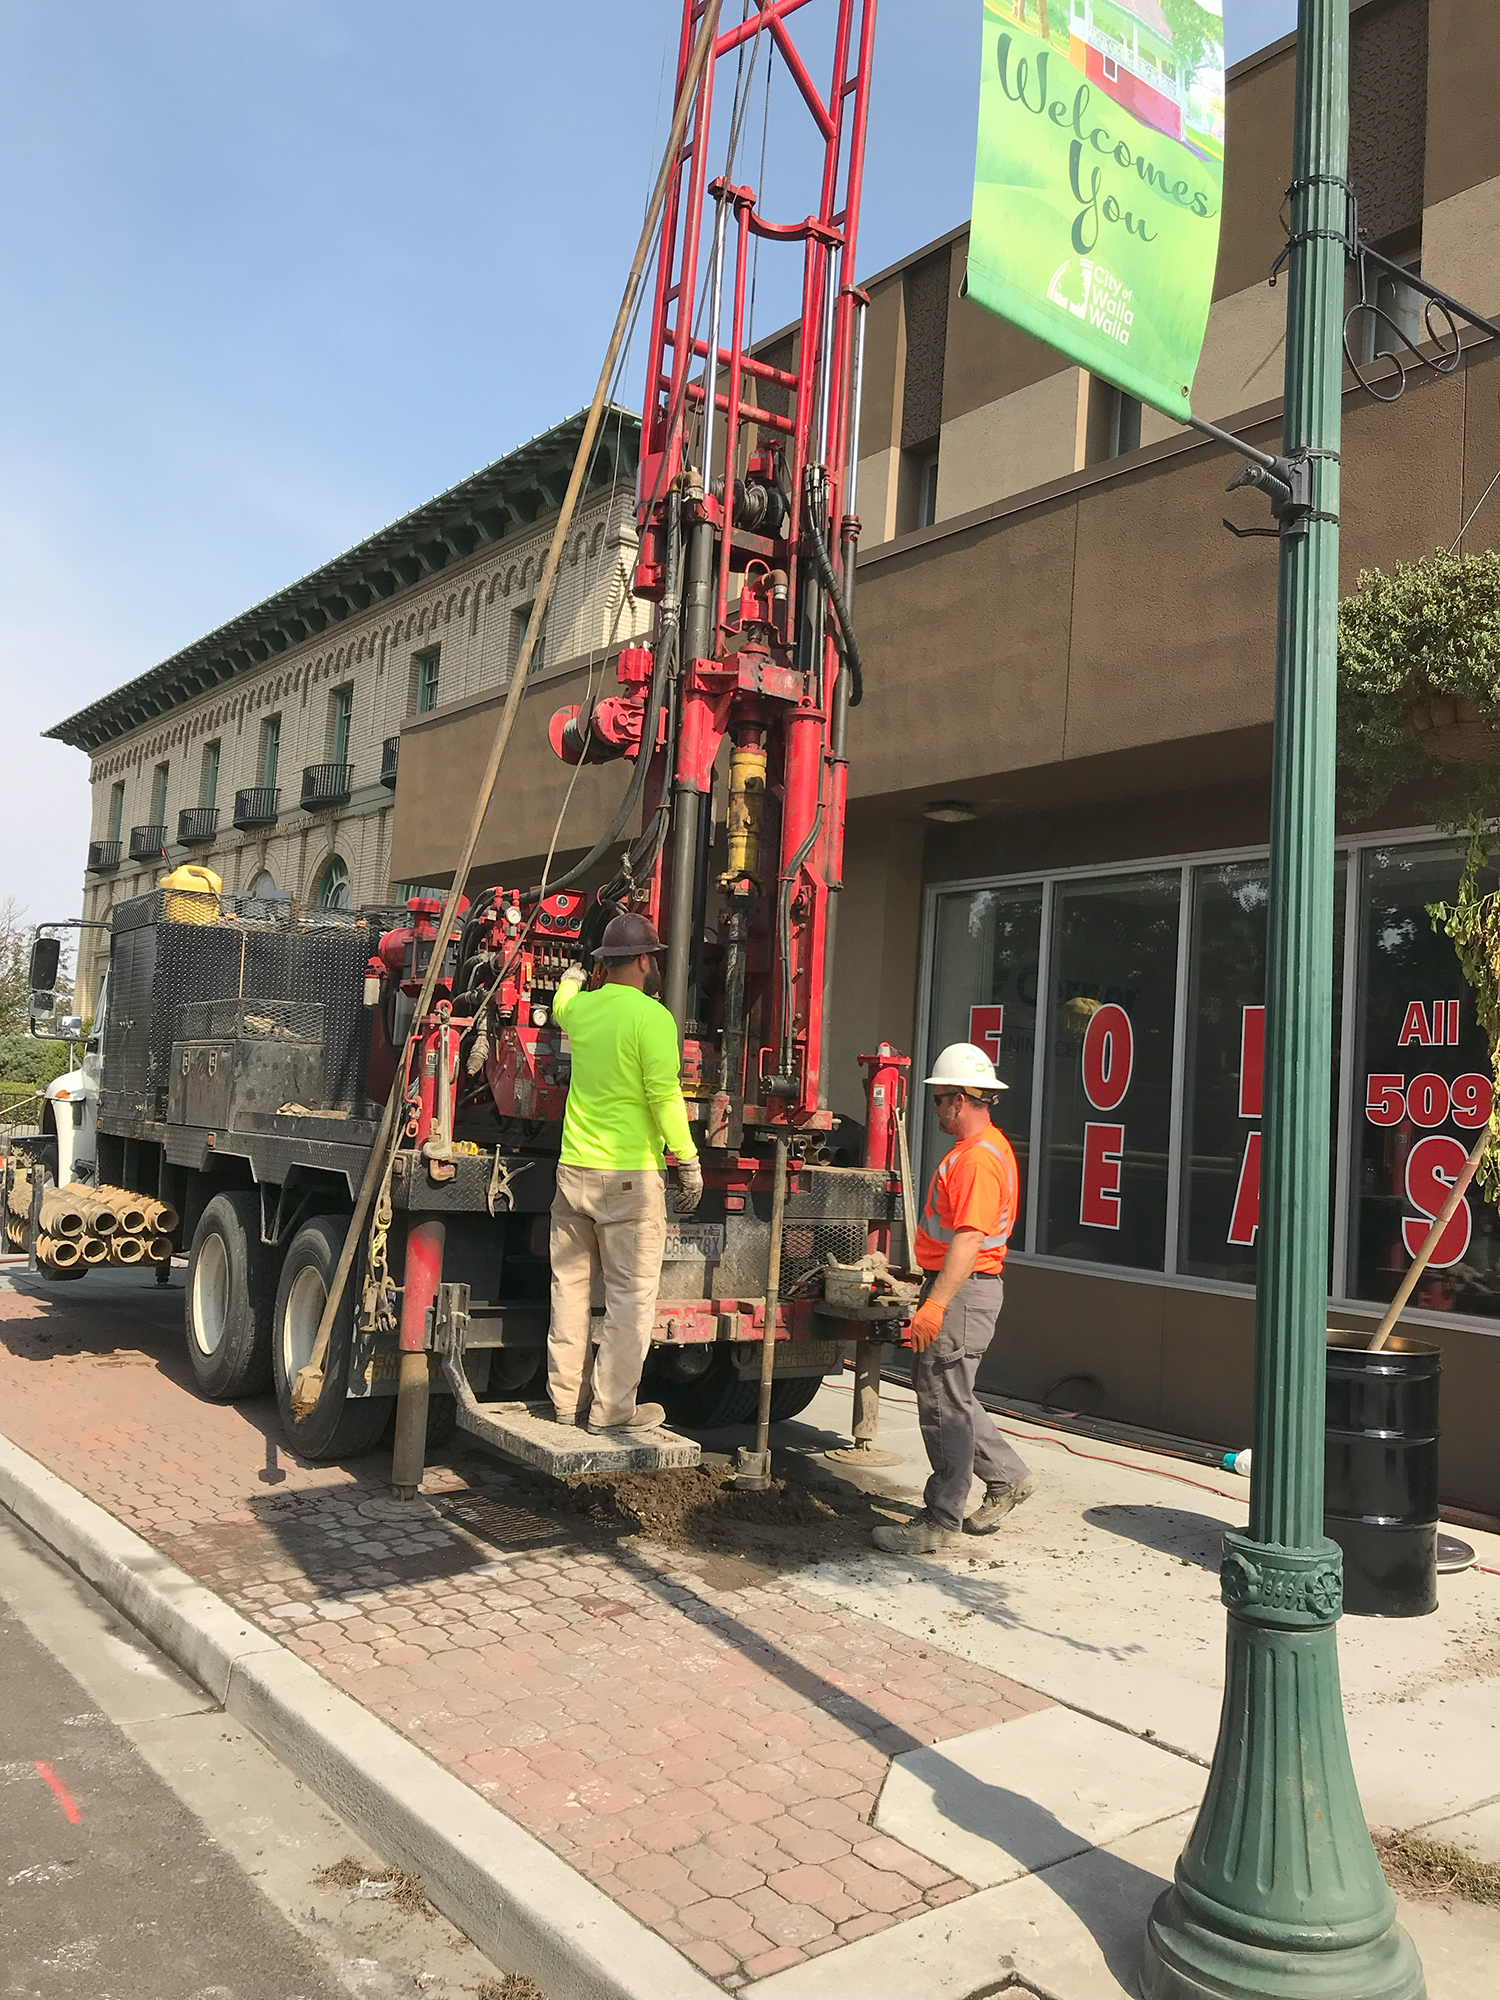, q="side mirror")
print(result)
[56,1017,83,1040]
[29,989,57,1020]
[28,937,62,992]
